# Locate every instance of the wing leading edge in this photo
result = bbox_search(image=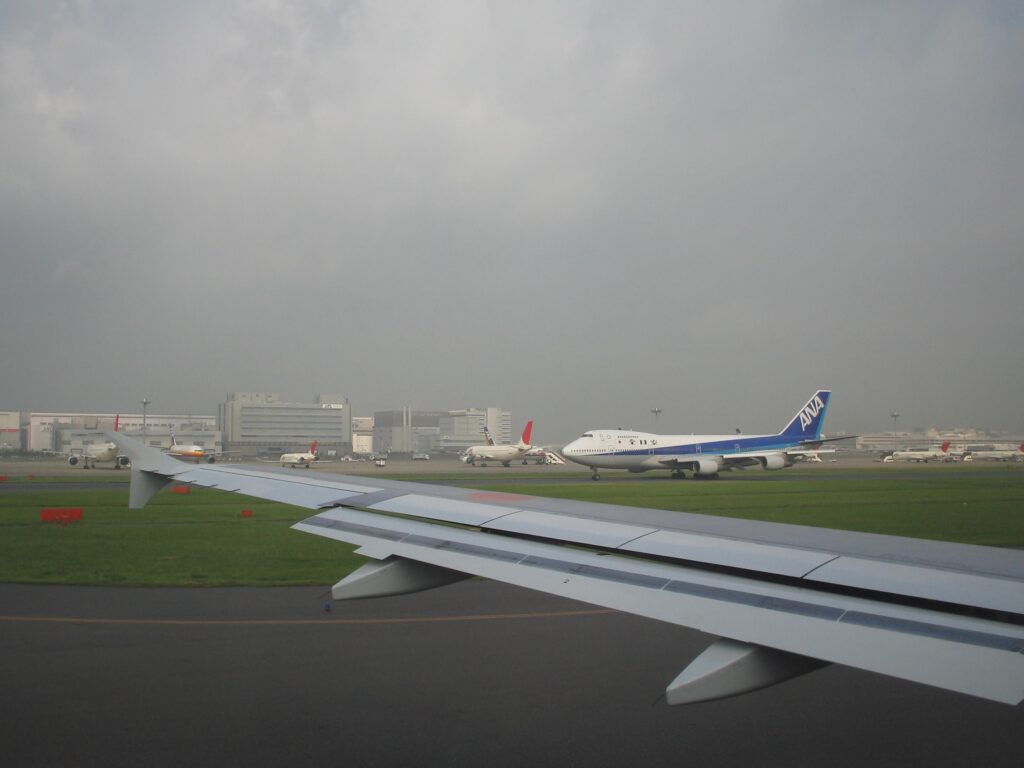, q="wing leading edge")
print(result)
[107,431,1024,706]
